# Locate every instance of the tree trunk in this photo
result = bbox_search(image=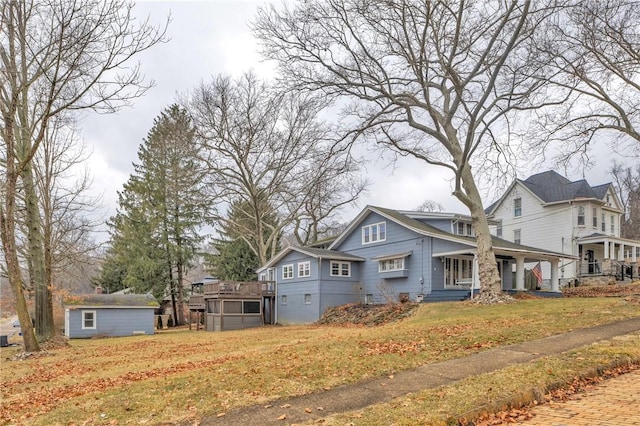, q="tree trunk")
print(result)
[0,175,41,352]
[22,162,55,340]
[458,165,503,299]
